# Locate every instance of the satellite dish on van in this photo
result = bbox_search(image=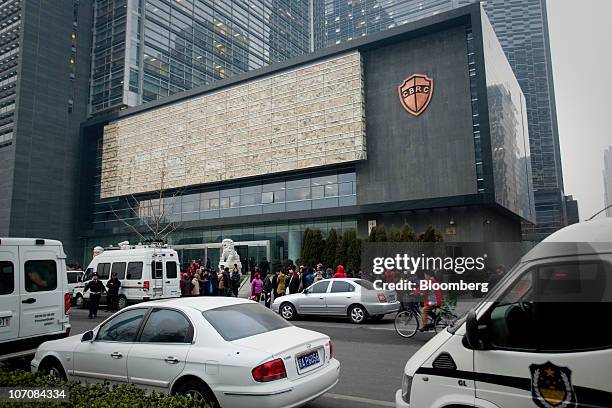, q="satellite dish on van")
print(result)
[117,241,130,247]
